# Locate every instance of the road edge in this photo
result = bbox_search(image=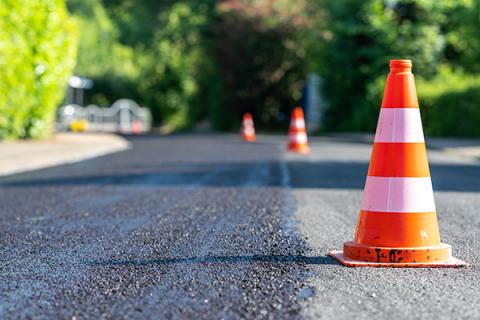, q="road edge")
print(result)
[0,133,131,177]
